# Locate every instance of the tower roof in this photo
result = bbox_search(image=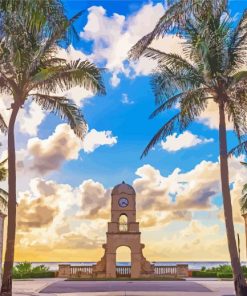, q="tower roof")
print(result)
[111,181,136,196]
